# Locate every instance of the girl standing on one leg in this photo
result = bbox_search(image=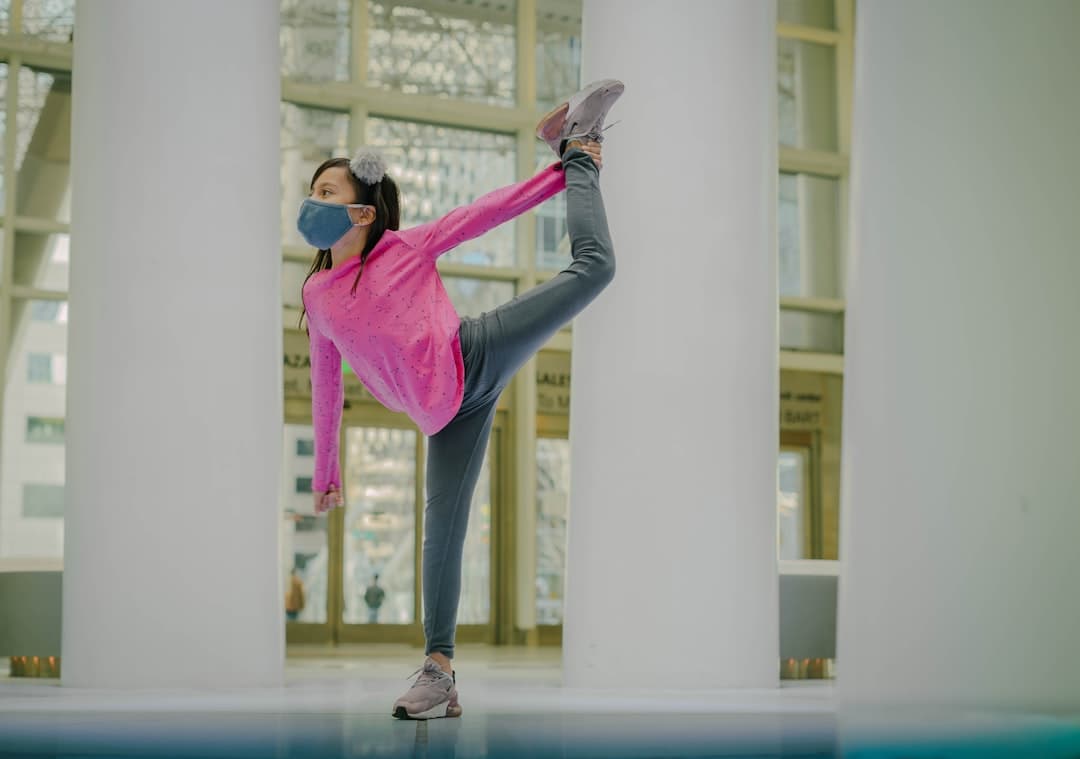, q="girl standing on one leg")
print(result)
[298,79,624,720]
